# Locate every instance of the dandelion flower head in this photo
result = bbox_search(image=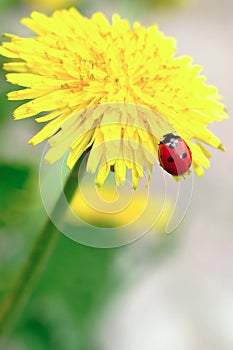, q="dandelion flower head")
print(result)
[0,8,228,188]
